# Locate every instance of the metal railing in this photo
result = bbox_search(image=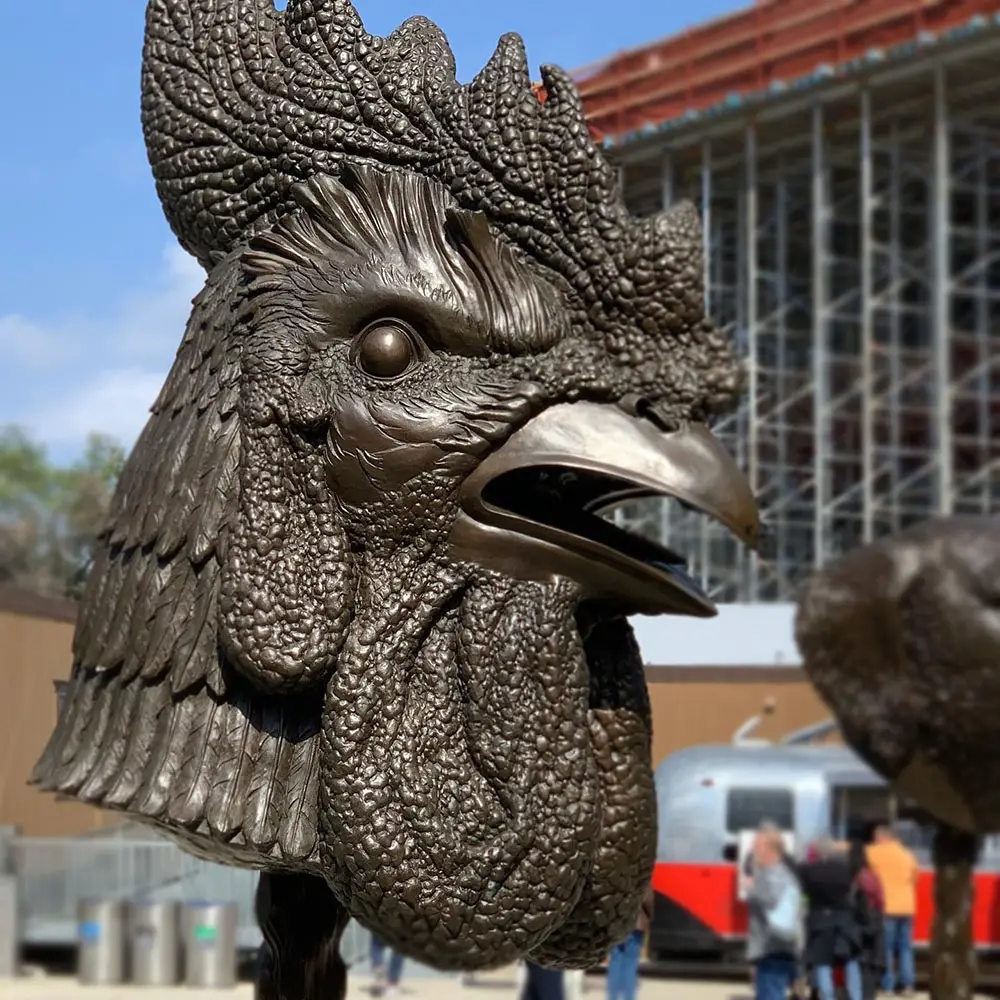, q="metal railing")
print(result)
[10,831,372,967]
